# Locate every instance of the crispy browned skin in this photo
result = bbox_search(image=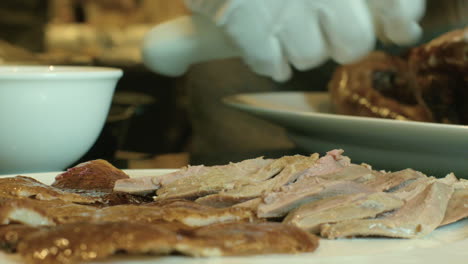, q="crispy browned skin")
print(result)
[17,222,189,264]
[0,225,42,252]
[328,51,432,122]
[191,222,319,256]
[17,222,319,264]
[0,176,101,204]
[52,159,129,192]
[95,200,257,227]
[0,197,257,227]
[408,27,468,124]
[329,28,468,125]
[409,27,468,74]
